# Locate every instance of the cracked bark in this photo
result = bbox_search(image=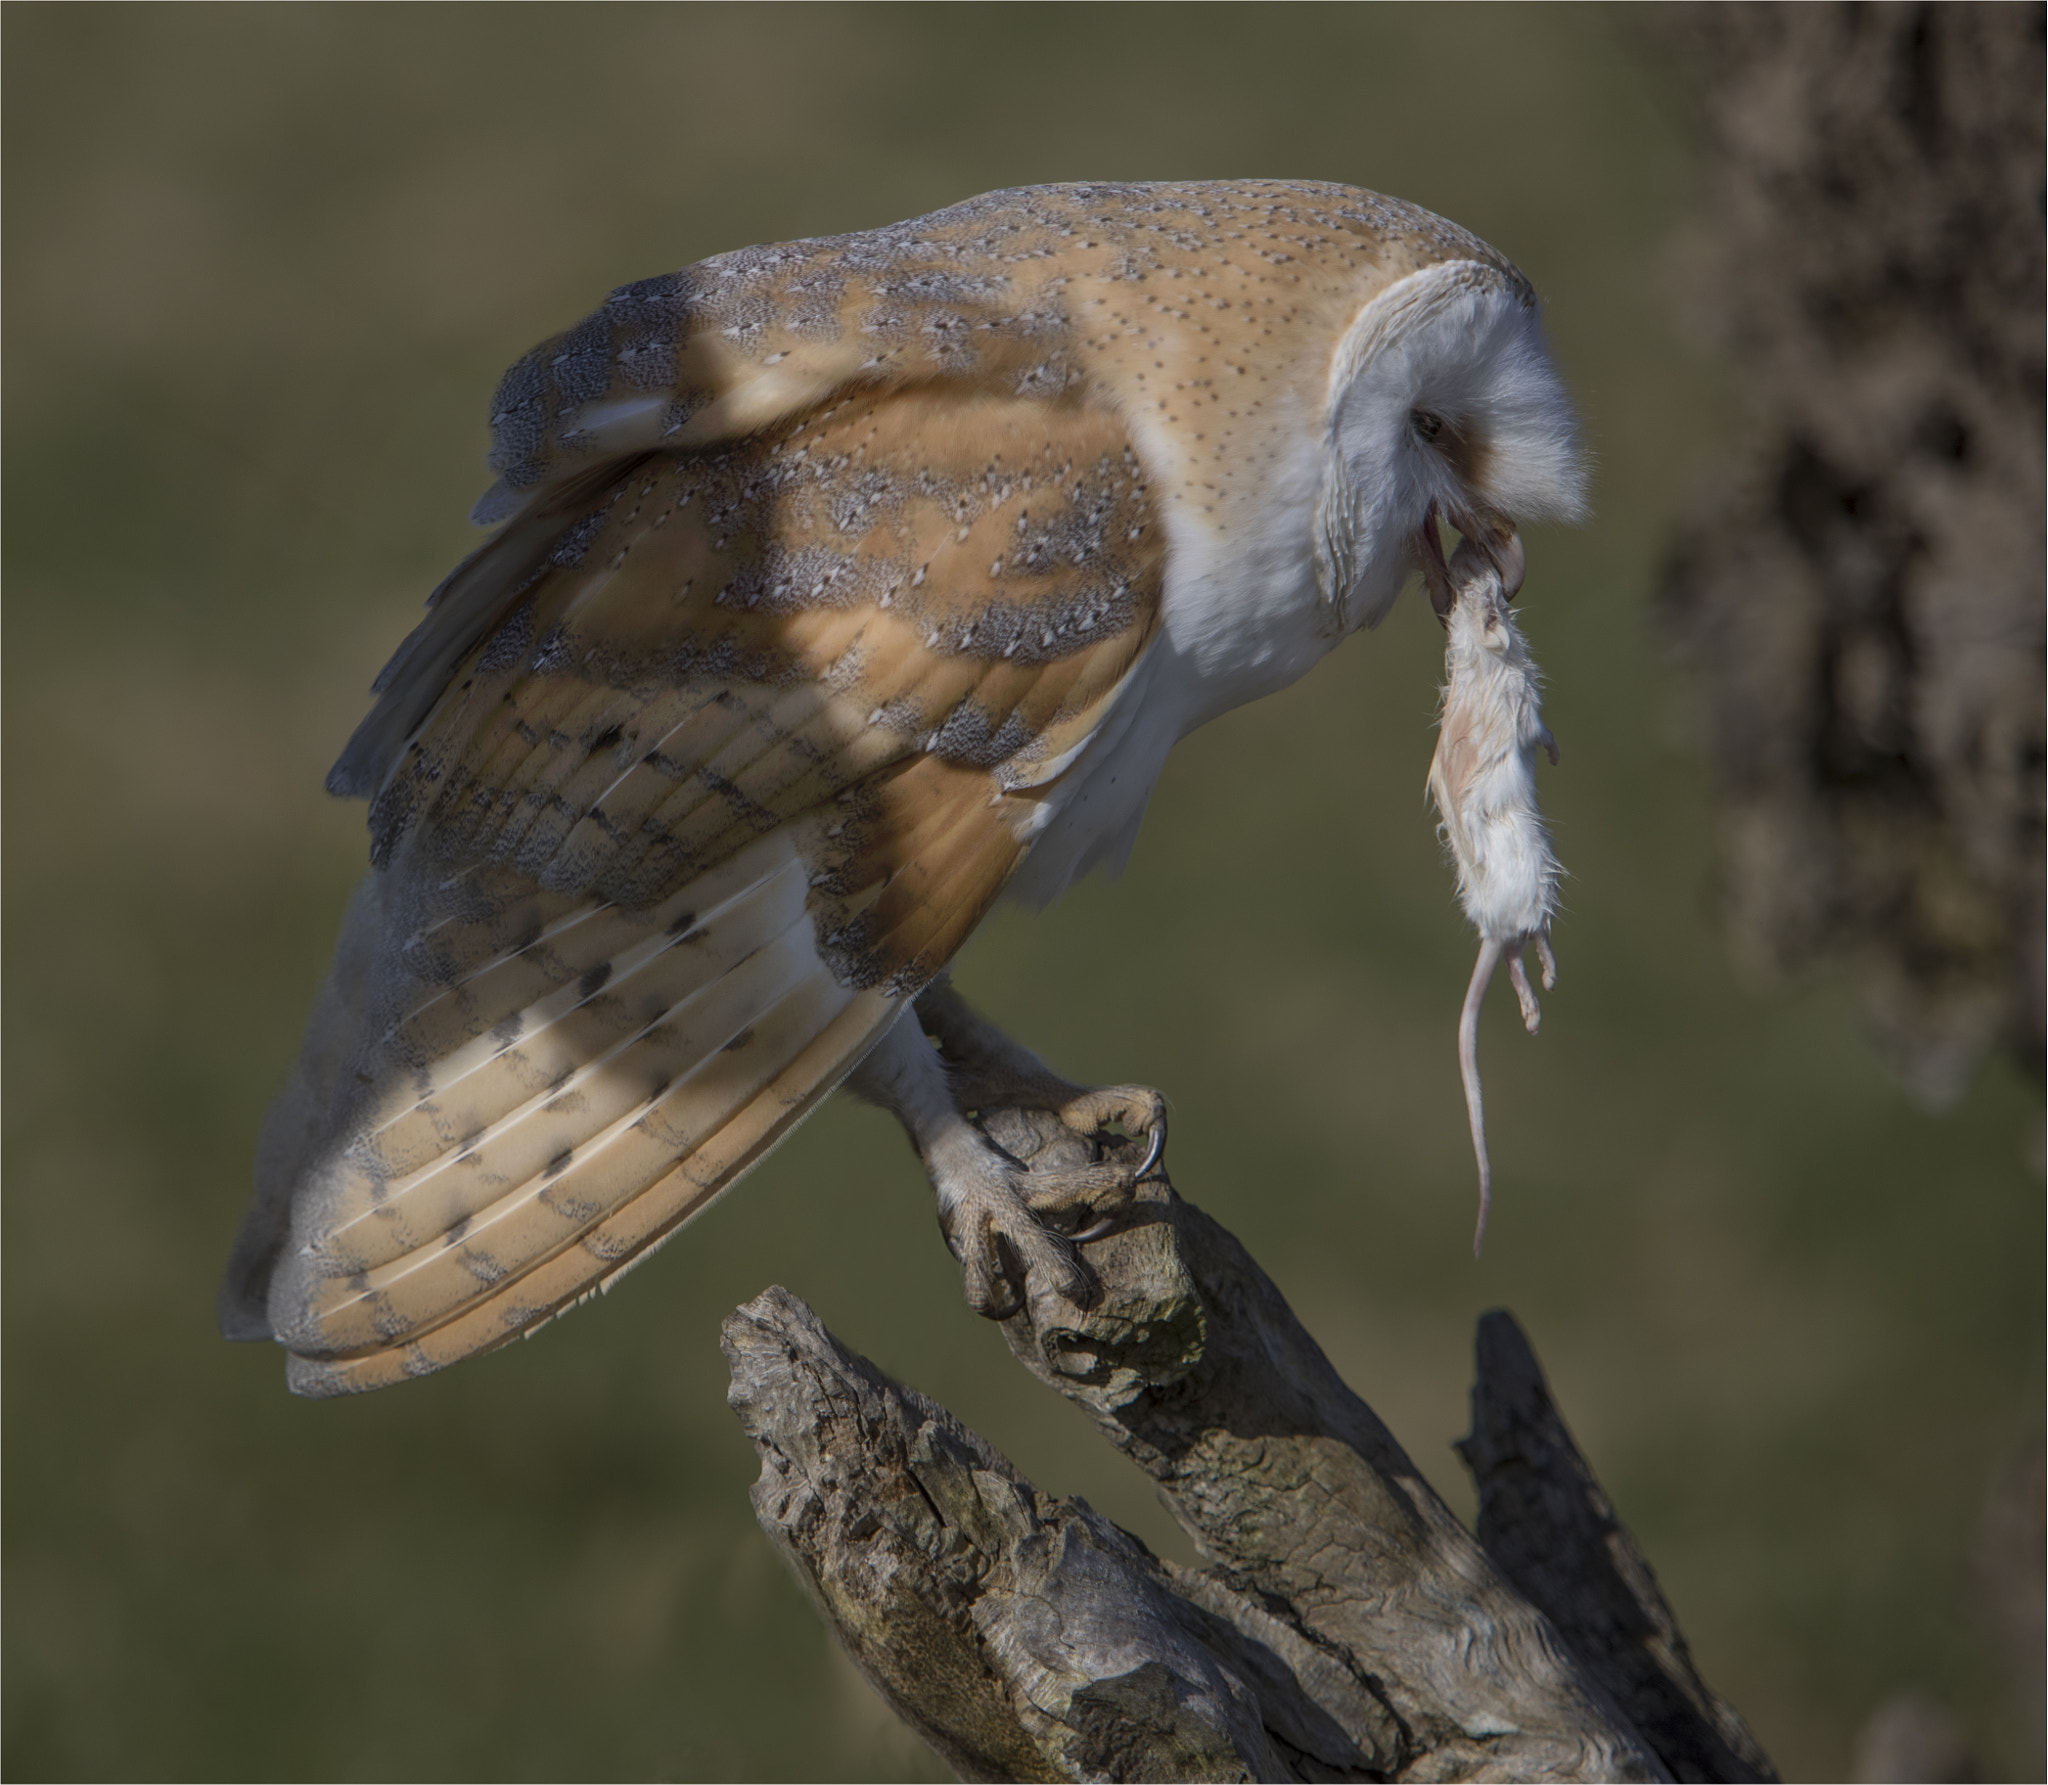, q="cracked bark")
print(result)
[723,1111,1775,1782]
